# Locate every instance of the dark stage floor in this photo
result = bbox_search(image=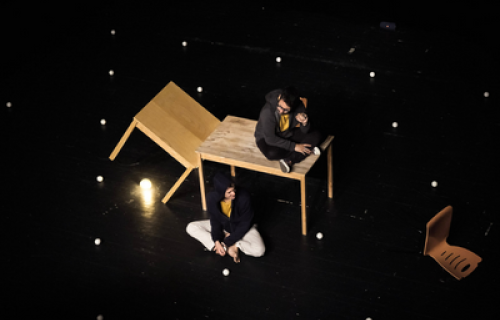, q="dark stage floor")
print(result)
[3,3,498,320]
